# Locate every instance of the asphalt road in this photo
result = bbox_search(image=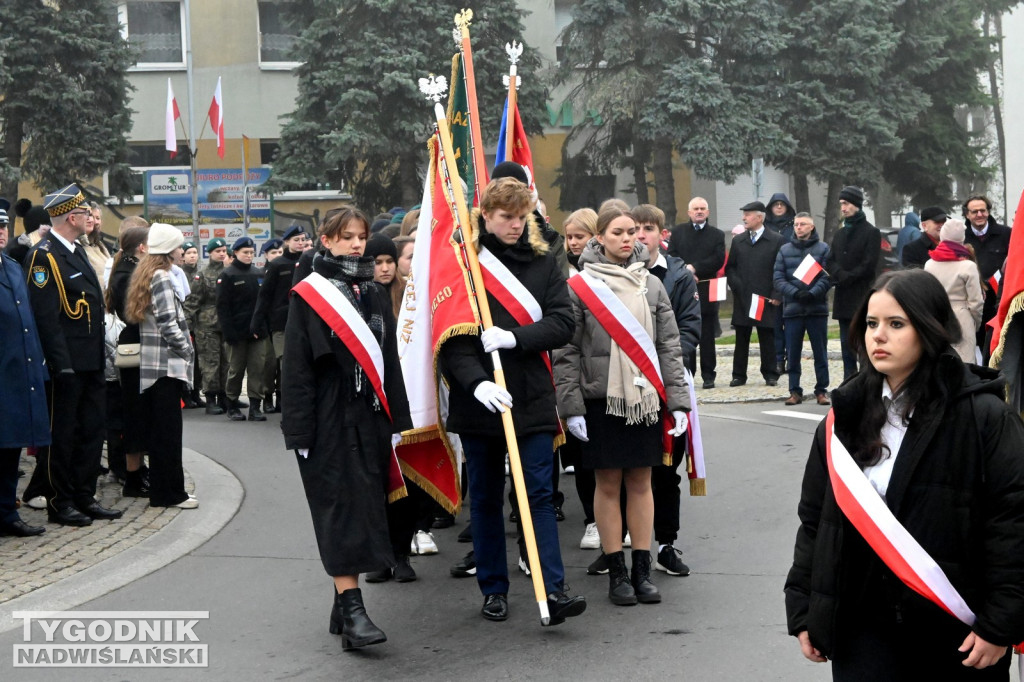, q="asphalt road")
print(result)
[2,401,848,681]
